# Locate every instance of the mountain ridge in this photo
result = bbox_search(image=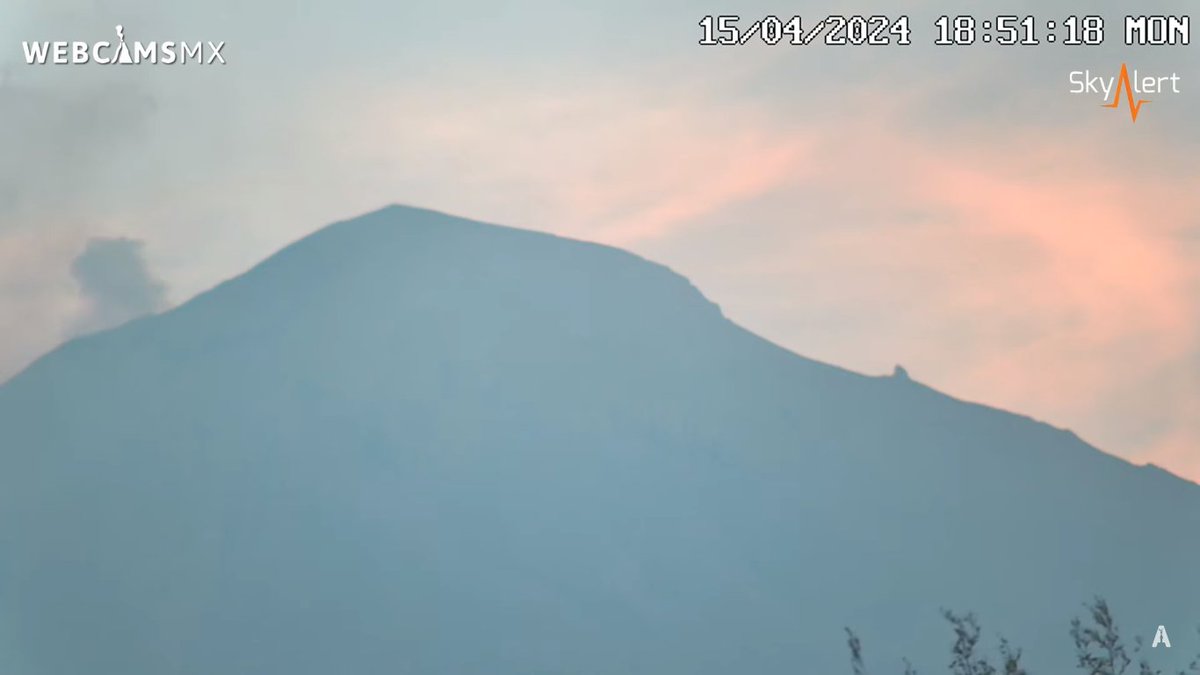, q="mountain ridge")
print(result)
[1,204,1196,674]
[9,203,1183,486]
